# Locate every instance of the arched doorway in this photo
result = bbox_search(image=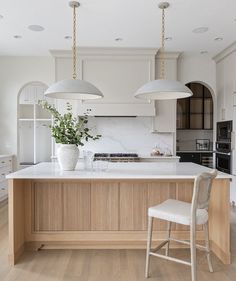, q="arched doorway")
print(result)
[176,82,214,168]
